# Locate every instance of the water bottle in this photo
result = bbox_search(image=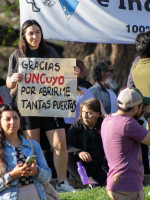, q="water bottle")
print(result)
[77,162,90,185]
